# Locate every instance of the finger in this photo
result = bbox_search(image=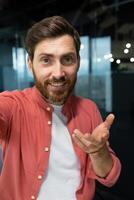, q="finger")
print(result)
[83,133,101,145]
[87,134,102,145]
[79,132,98,146]
[84,133,90,139]
[73,130,91,147]
[87,129,109,145]
[101,133,109,143]
[72,134,87,149]
[73,129,85,140]
[104,113,115,129]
